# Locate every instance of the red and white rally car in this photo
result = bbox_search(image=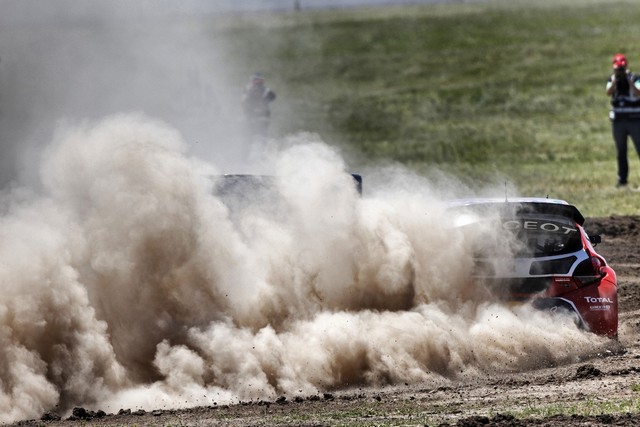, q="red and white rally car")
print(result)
[449,198,618,338]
